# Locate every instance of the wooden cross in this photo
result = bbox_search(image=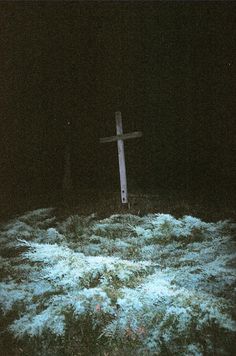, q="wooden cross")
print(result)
[100,111,142,204]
